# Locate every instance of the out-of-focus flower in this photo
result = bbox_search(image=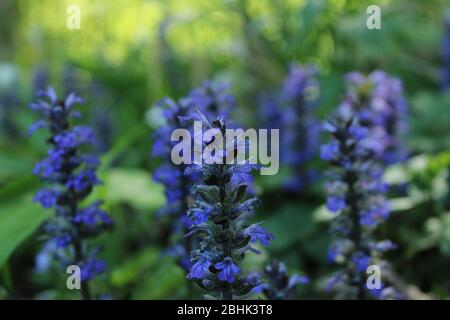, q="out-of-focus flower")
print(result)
[261,260,309,300]
[258,63,320,191]
[339,70,409,165]
[151,97,200,270]
[151,81,237,271]
[29,87,112,299]
[187,81,236,119]
[321,113,397,299]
